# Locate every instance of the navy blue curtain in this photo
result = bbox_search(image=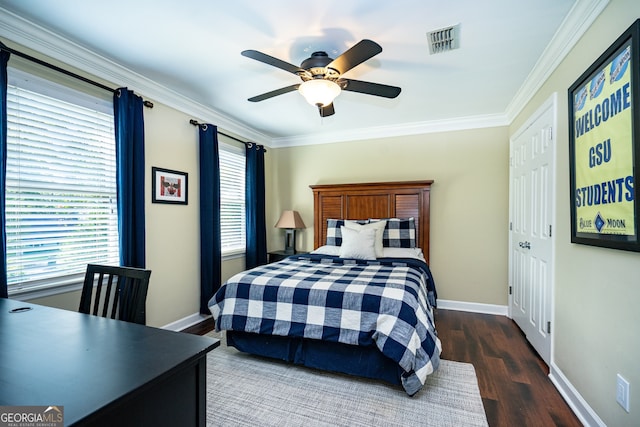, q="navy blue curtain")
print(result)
[0,50,9,298]
[199,124,221,314]
[245,143,267,269]
[114,88,146,268]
